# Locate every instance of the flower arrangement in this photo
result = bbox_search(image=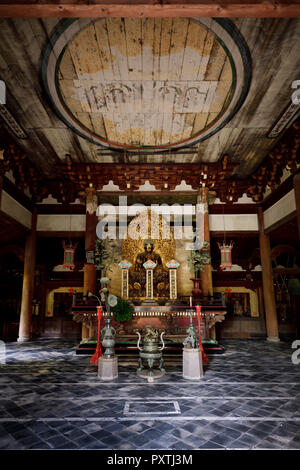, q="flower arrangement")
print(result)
[187,241,211,278]
[112,297,134,323]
